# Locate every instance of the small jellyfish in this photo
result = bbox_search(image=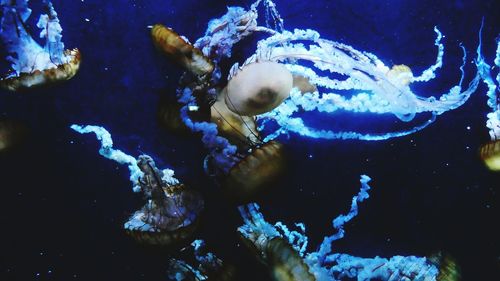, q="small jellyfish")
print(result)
[151,24,214,77]
[0,0,81,91]
[125,155,204,246]
[70,125,204,247]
